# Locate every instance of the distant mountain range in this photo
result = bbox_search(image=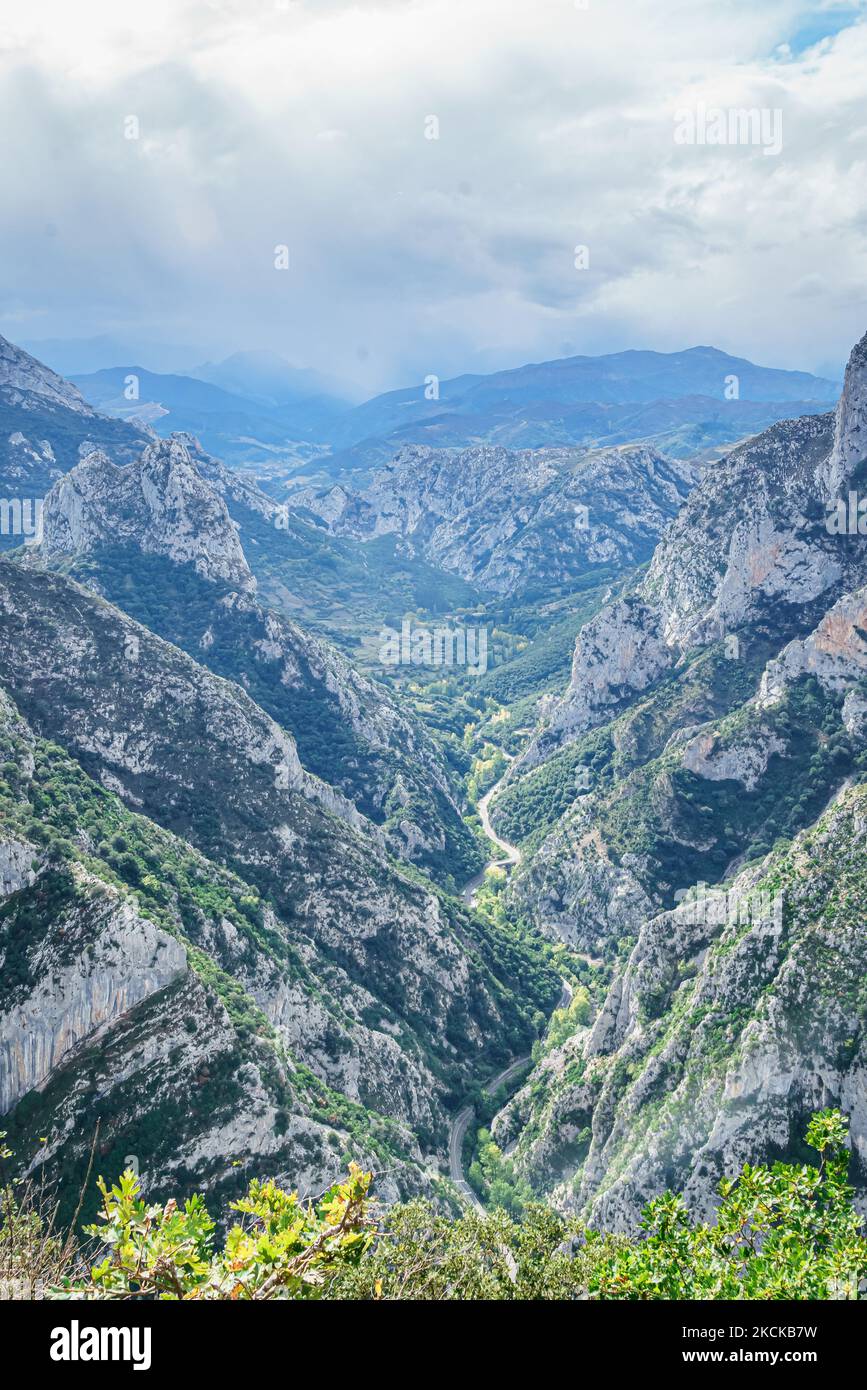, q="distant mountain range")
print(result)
[331,345,839,439]
[190,350,361,410]
[20,334,206,376]
[62,343,839,481]
[319,346,840,479]
[71,358,354,468]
